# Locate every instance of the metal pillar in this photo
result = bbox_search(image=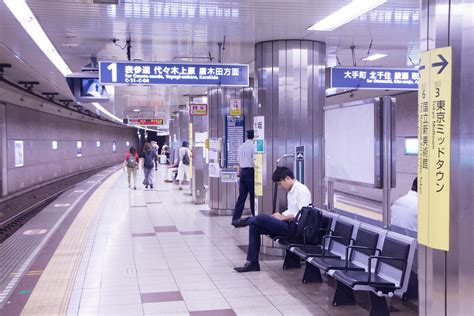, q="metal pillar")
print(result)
[254,40,326,215]
[208,87,253,212]
[419,1,474,315]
